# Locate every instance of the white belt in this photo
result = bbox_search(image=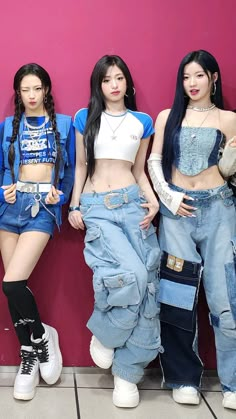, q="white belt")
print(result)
[16,181,52,193]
